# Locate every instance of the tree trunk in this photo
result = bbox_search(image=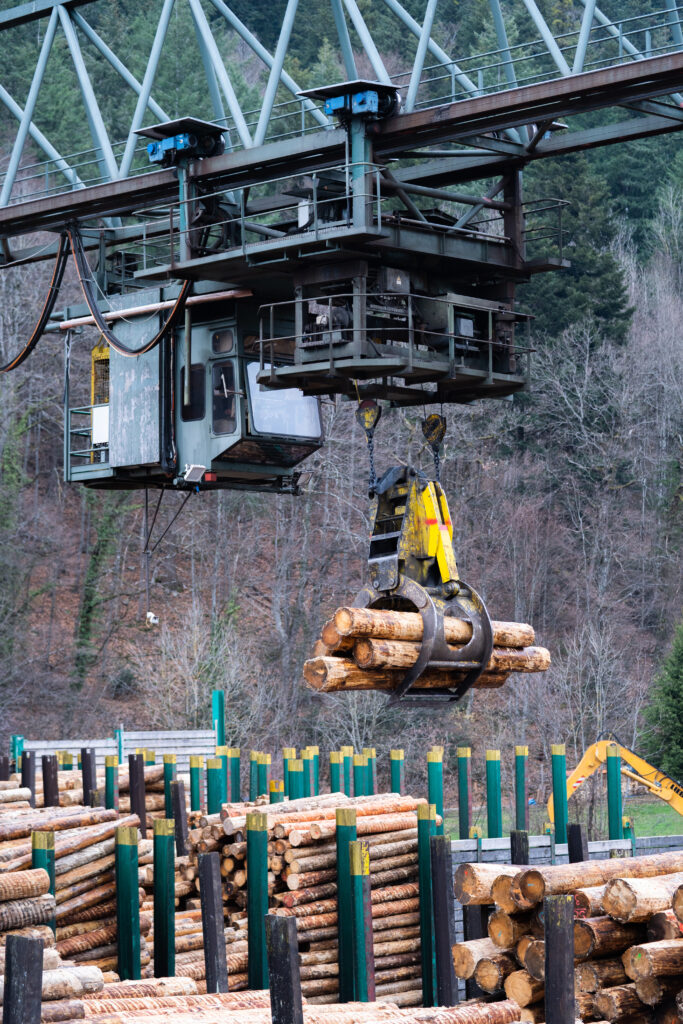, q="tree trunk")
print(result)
[503,969,544,1006]
[602,873,683,923]
[475,952,519,993]
[574,917,646,959]
[455,864,519,905]
[622,939,683,980]
[452,937,503,979]
[333,607,535,648]
[519,853,683,905]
